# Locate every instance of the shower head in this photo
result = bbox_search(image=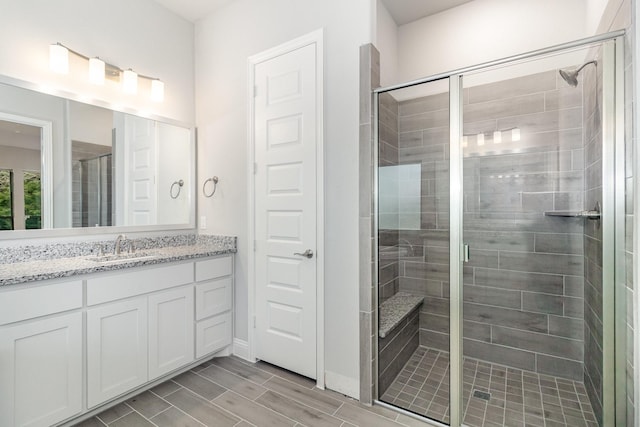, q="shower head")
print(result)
[558,60,597,87]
